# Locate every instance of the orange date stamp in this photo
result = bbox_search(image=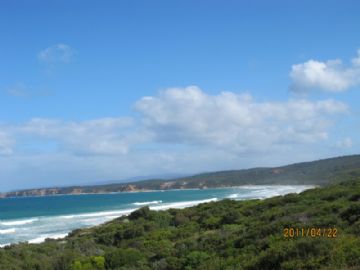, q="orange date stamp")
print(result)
[283,227,337,238]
